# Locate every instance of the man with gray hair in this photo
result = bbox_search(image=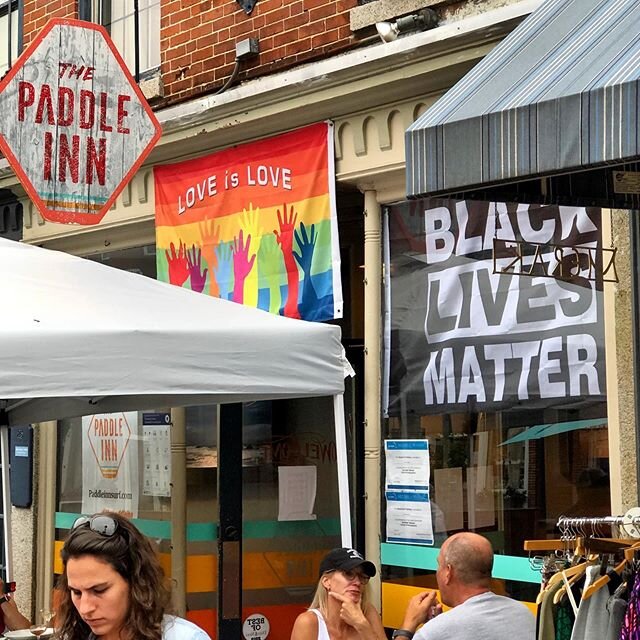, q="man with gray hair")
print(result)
[391,532,535,640]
